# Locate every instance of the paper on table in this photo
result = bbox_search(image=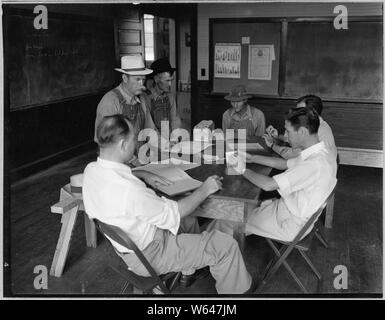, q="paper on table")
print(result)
[226,142,264,151]
[171,141,212,155]
[133,165,202,196]
[201,154,225,163]
[134,159,201,172]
